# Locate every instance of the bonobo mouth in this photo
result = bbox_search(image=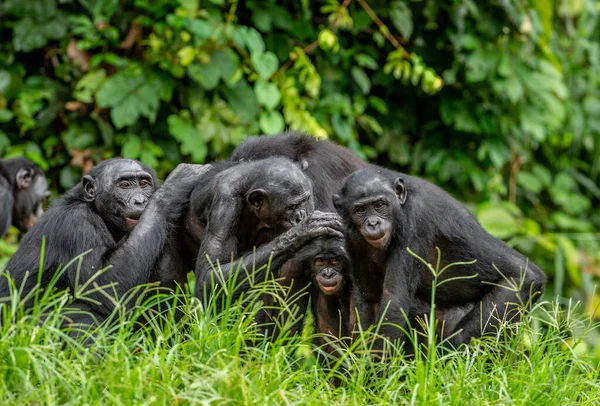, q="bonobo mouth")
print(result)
[363,232,390,249]
[319,283,342,296]
[124,211,143,228]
